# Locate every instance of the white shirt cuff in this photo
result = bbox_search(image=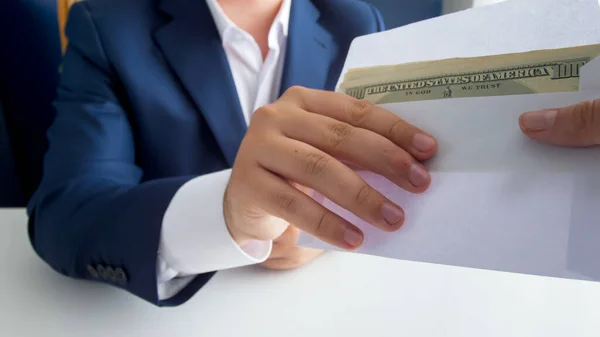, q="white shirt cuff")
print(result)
[156,169,272,300]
